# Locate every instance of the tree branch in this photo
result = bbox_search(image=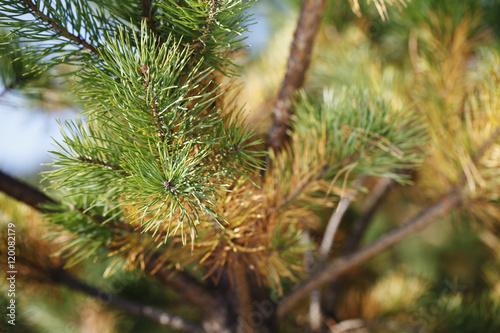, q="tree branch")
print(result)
[0,170,56,209]
[19,0,100,56]
[301,231,321,331]
[9,251,203,332]
[341,177,395,255]
[233,257,257,333]
[267,0,326,152]
[277,192,462,316]
[0,169,129,231]
[0,169,217,314]
[318,177,365,261]
[47,267,205,333]
[309,177,364,331]
[323,177,395,317]
[288,120,500,316]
